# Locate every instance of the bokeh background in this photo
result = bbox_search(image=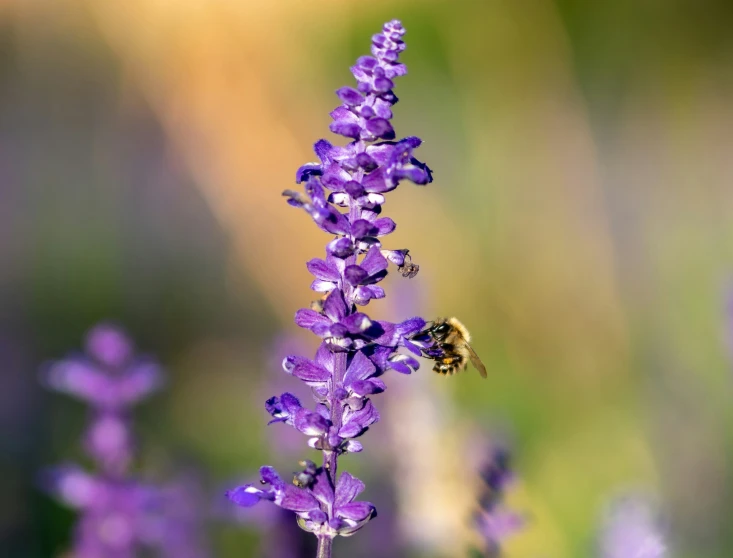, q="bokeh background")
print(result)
[2,0,733,557]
